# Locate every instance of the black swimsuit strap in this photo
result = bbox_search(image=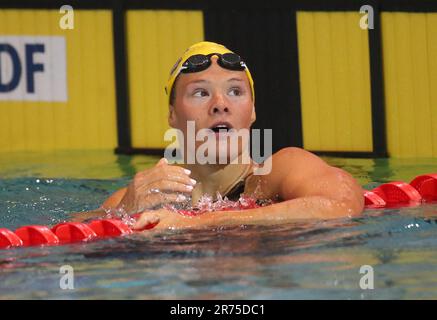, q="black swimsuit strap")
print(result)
[224,180,246,201]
